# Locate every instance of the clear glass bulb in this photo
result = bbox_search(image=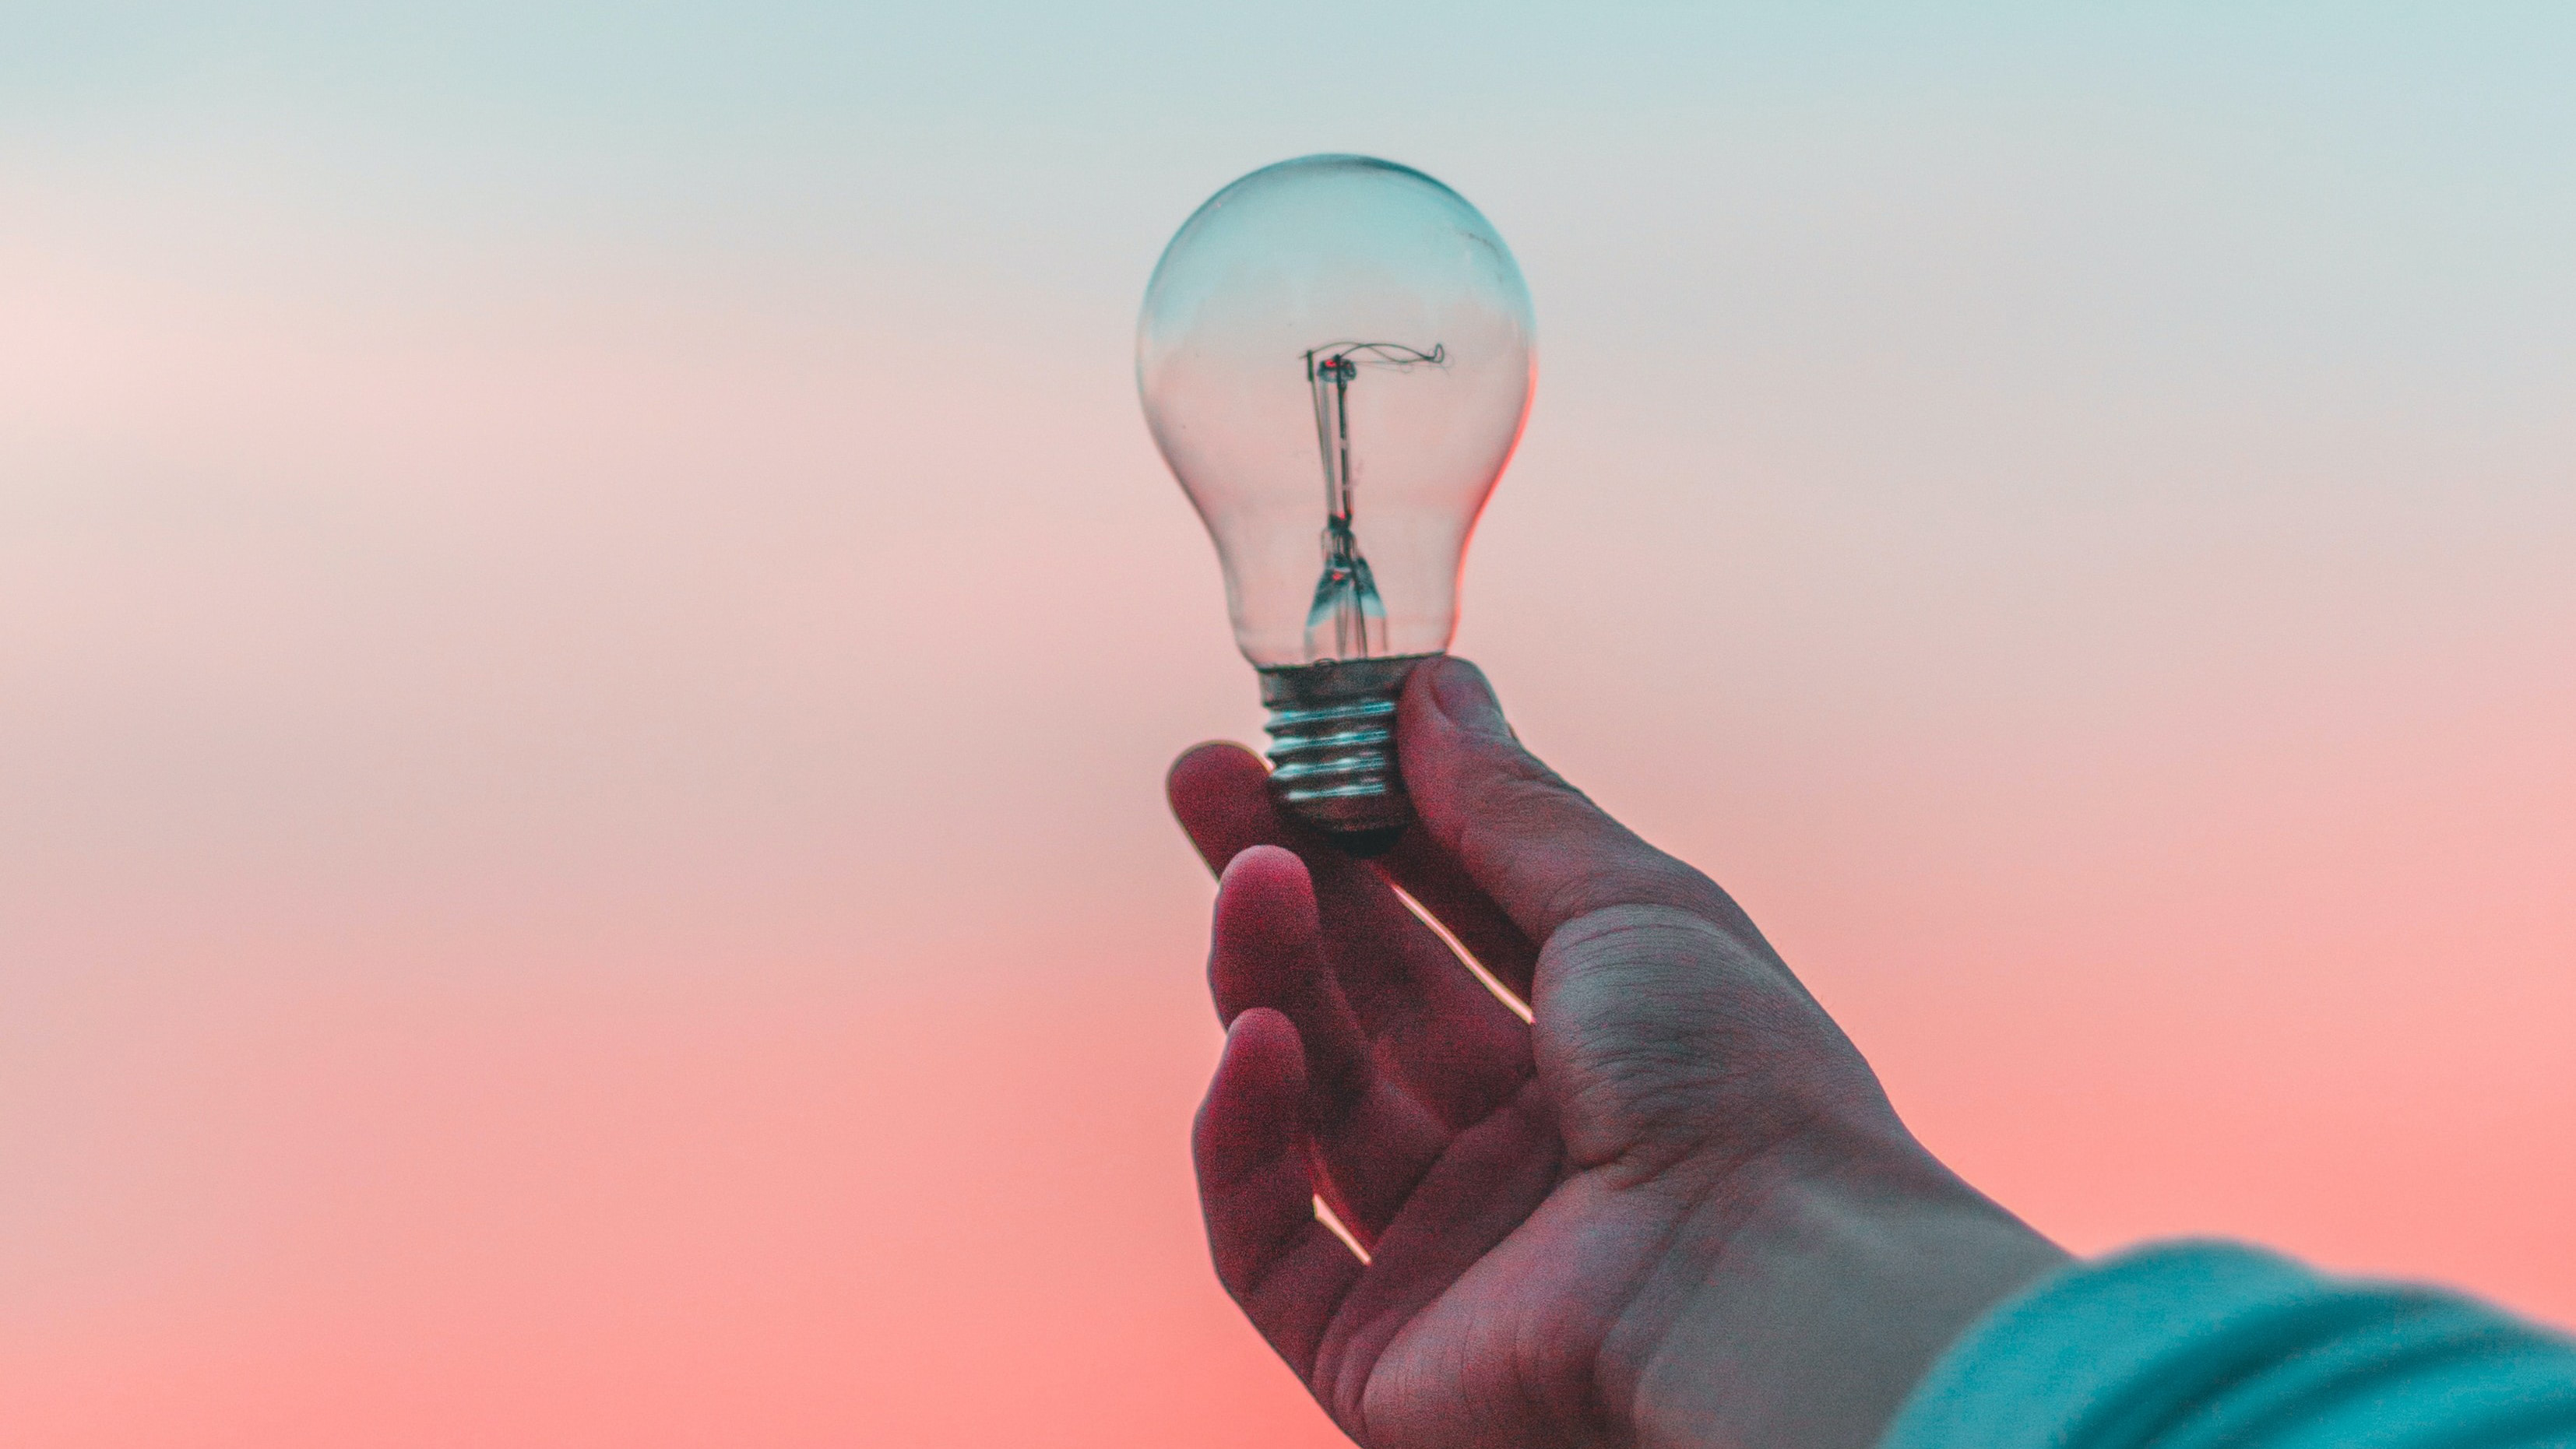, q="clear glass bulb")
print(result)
[1138,155,1536,845]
